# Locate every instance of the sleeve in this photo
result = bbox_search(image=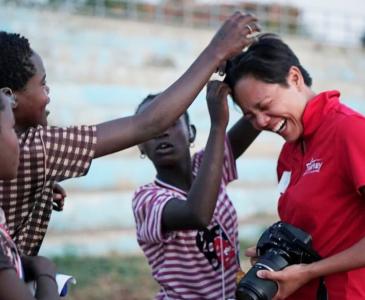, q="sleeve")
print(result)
[132,186,176,244]
[337,115,365,193]
[193,136,238,186]
[40,125,97,181]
